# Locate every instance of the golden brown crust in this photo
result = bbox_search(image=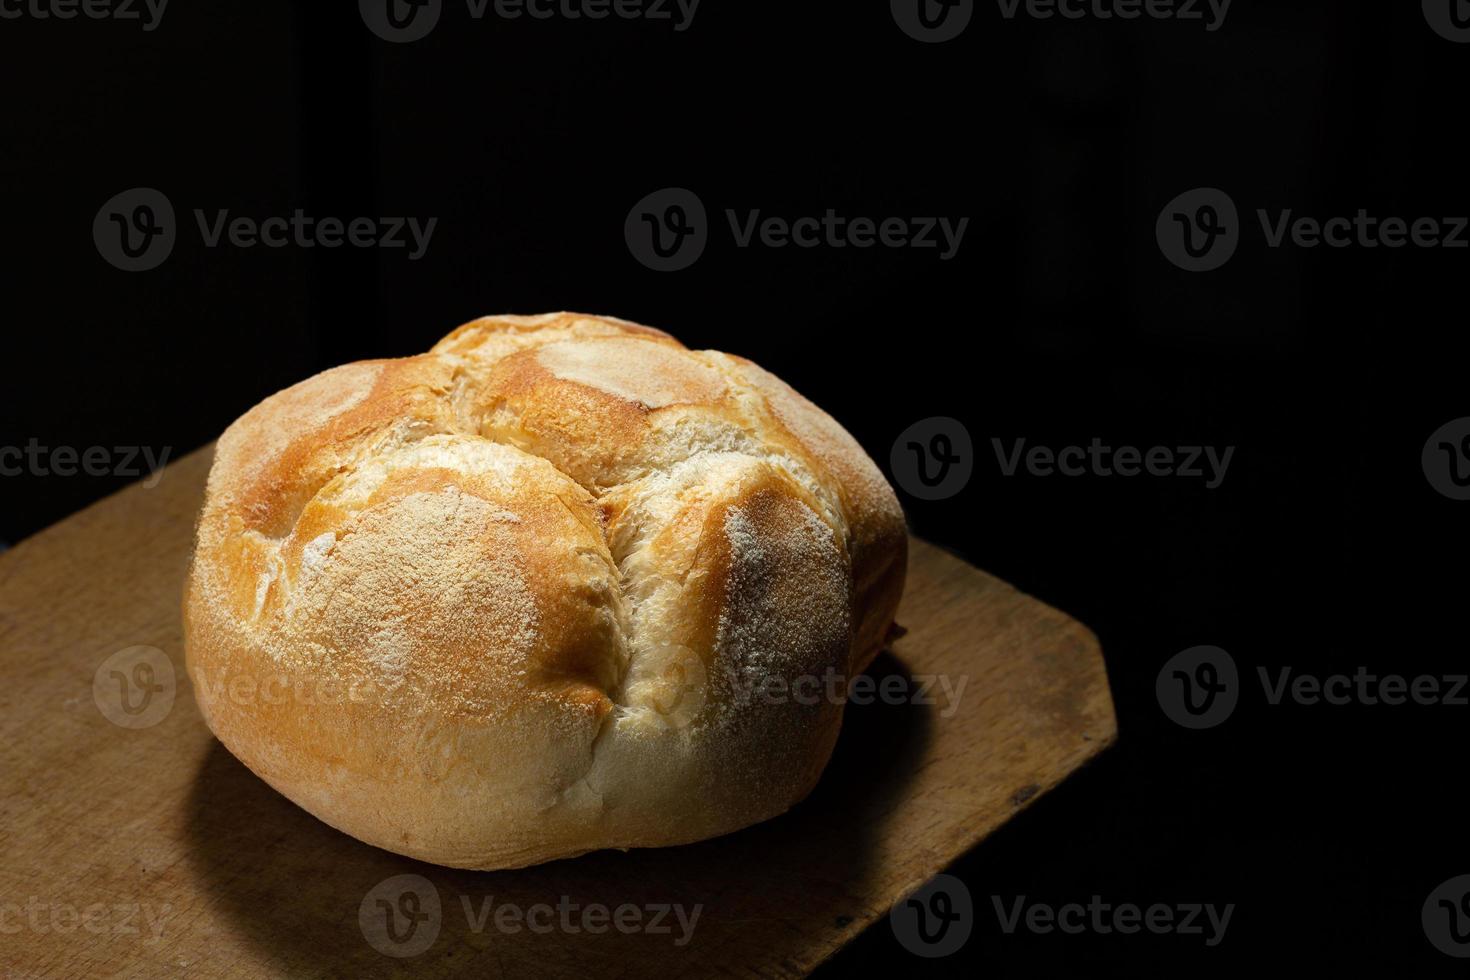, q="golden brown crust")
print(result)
[184,312,906,869]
